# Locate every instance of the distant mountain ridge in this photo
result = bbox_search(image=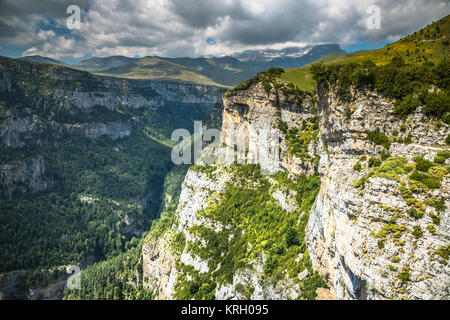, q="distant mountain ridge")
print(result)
[232,44,344,68]
[18,55,68,66]
[231,45,315,63]
[72,56,139,73]
[86,44,345,86]
[14,44,345,87]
